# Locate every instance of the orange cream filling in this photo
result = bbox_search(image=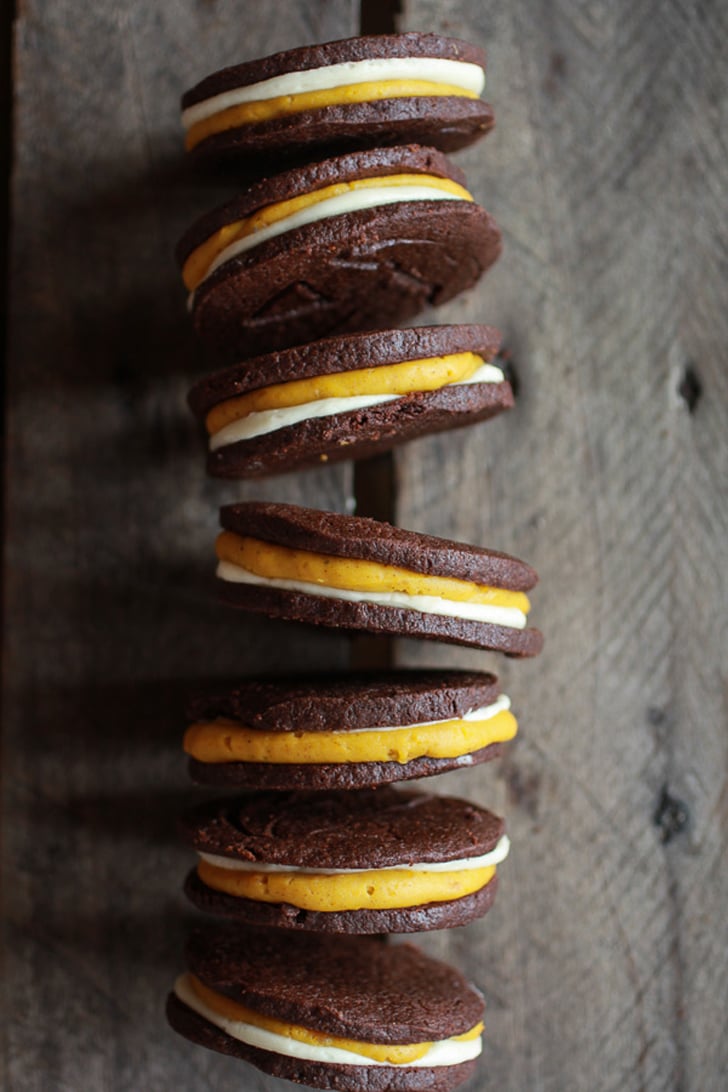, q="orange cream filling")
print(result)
[185,79,479,150]
[184,708,517,765]
[188,974,483,1064]
[196,859,496,911]
[182,173,473,290]
[205,352,485,436]
[215,532,530,614]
